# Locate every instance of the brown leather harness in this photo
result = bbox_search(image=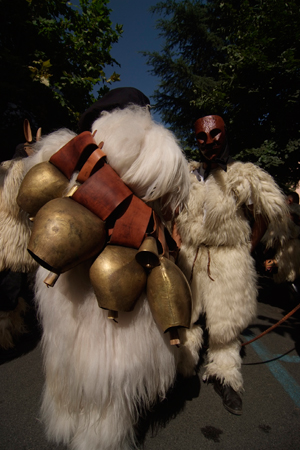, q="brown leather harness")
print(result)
[49,131,173,255]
